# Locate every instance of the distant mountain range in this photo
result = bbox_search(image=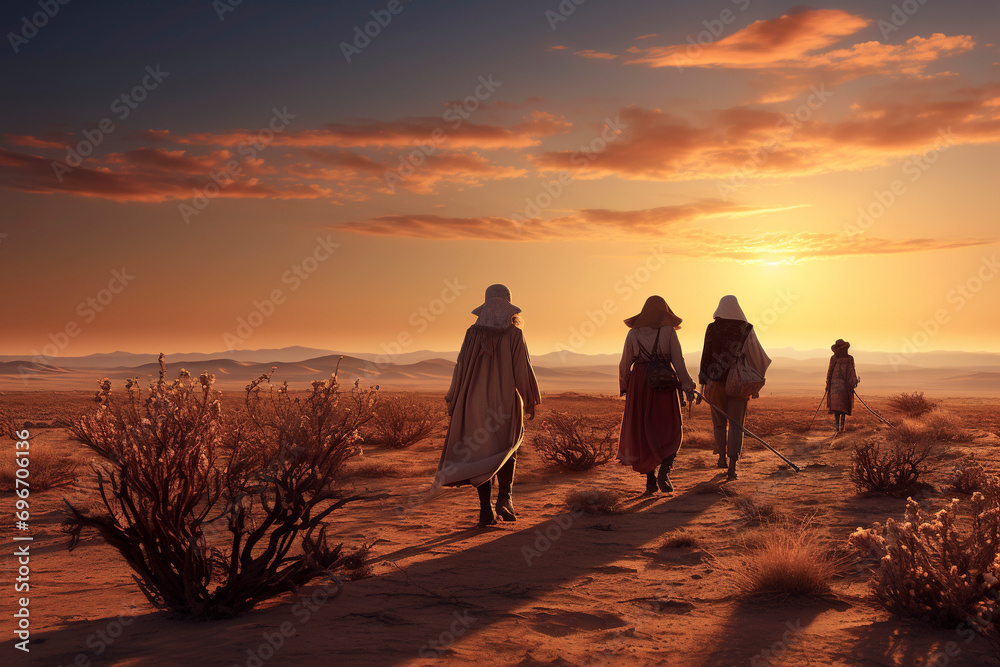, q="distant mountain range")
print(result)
[2,346,998,395]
